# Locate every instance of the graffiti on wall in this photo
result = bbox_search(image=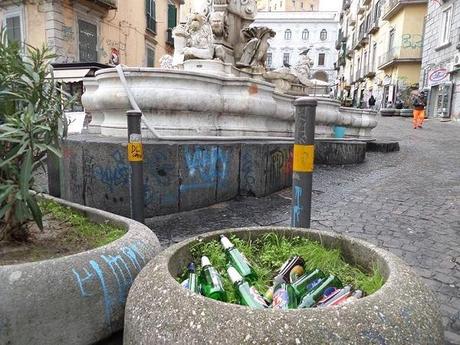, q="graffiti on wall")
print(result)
[72,242,146,326]
[267,148,292,185]
[401,34,423,50]
[180,146,229,192]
